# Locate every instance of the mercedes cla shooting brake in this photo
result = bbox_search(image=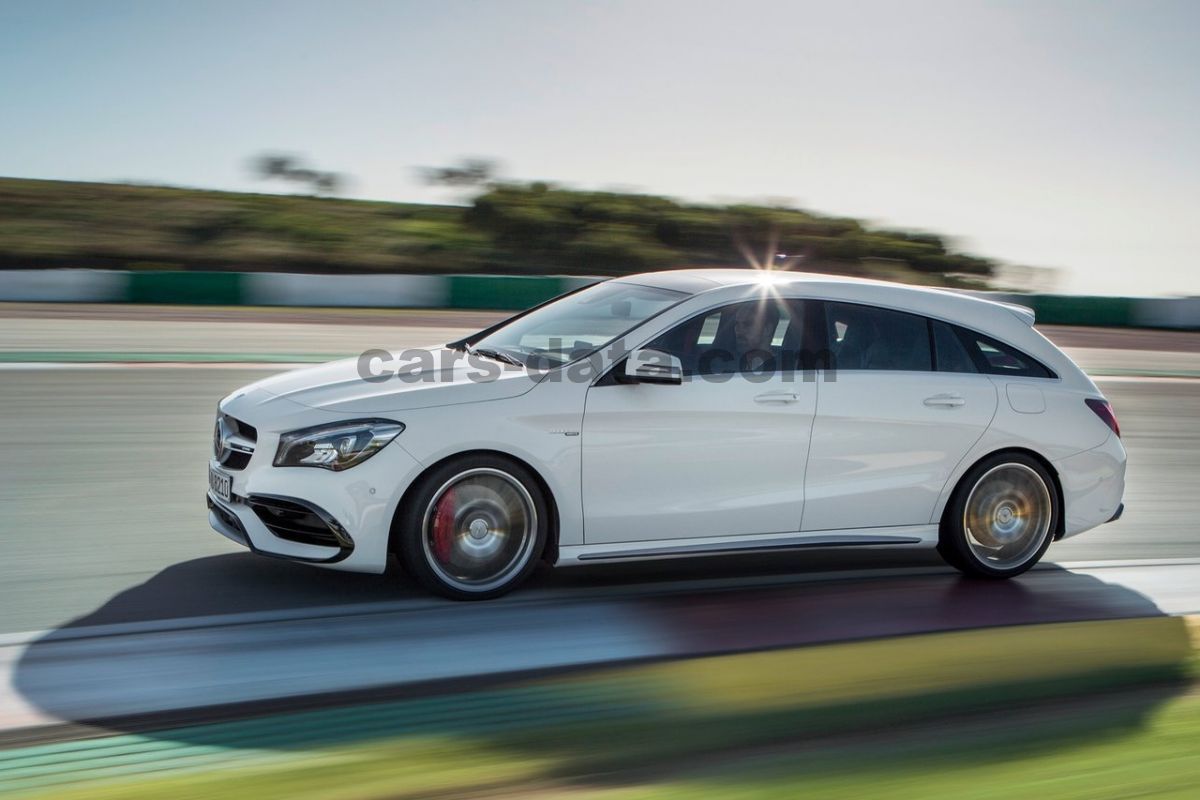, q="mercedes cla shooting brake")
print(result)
[207,270,1126,599]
